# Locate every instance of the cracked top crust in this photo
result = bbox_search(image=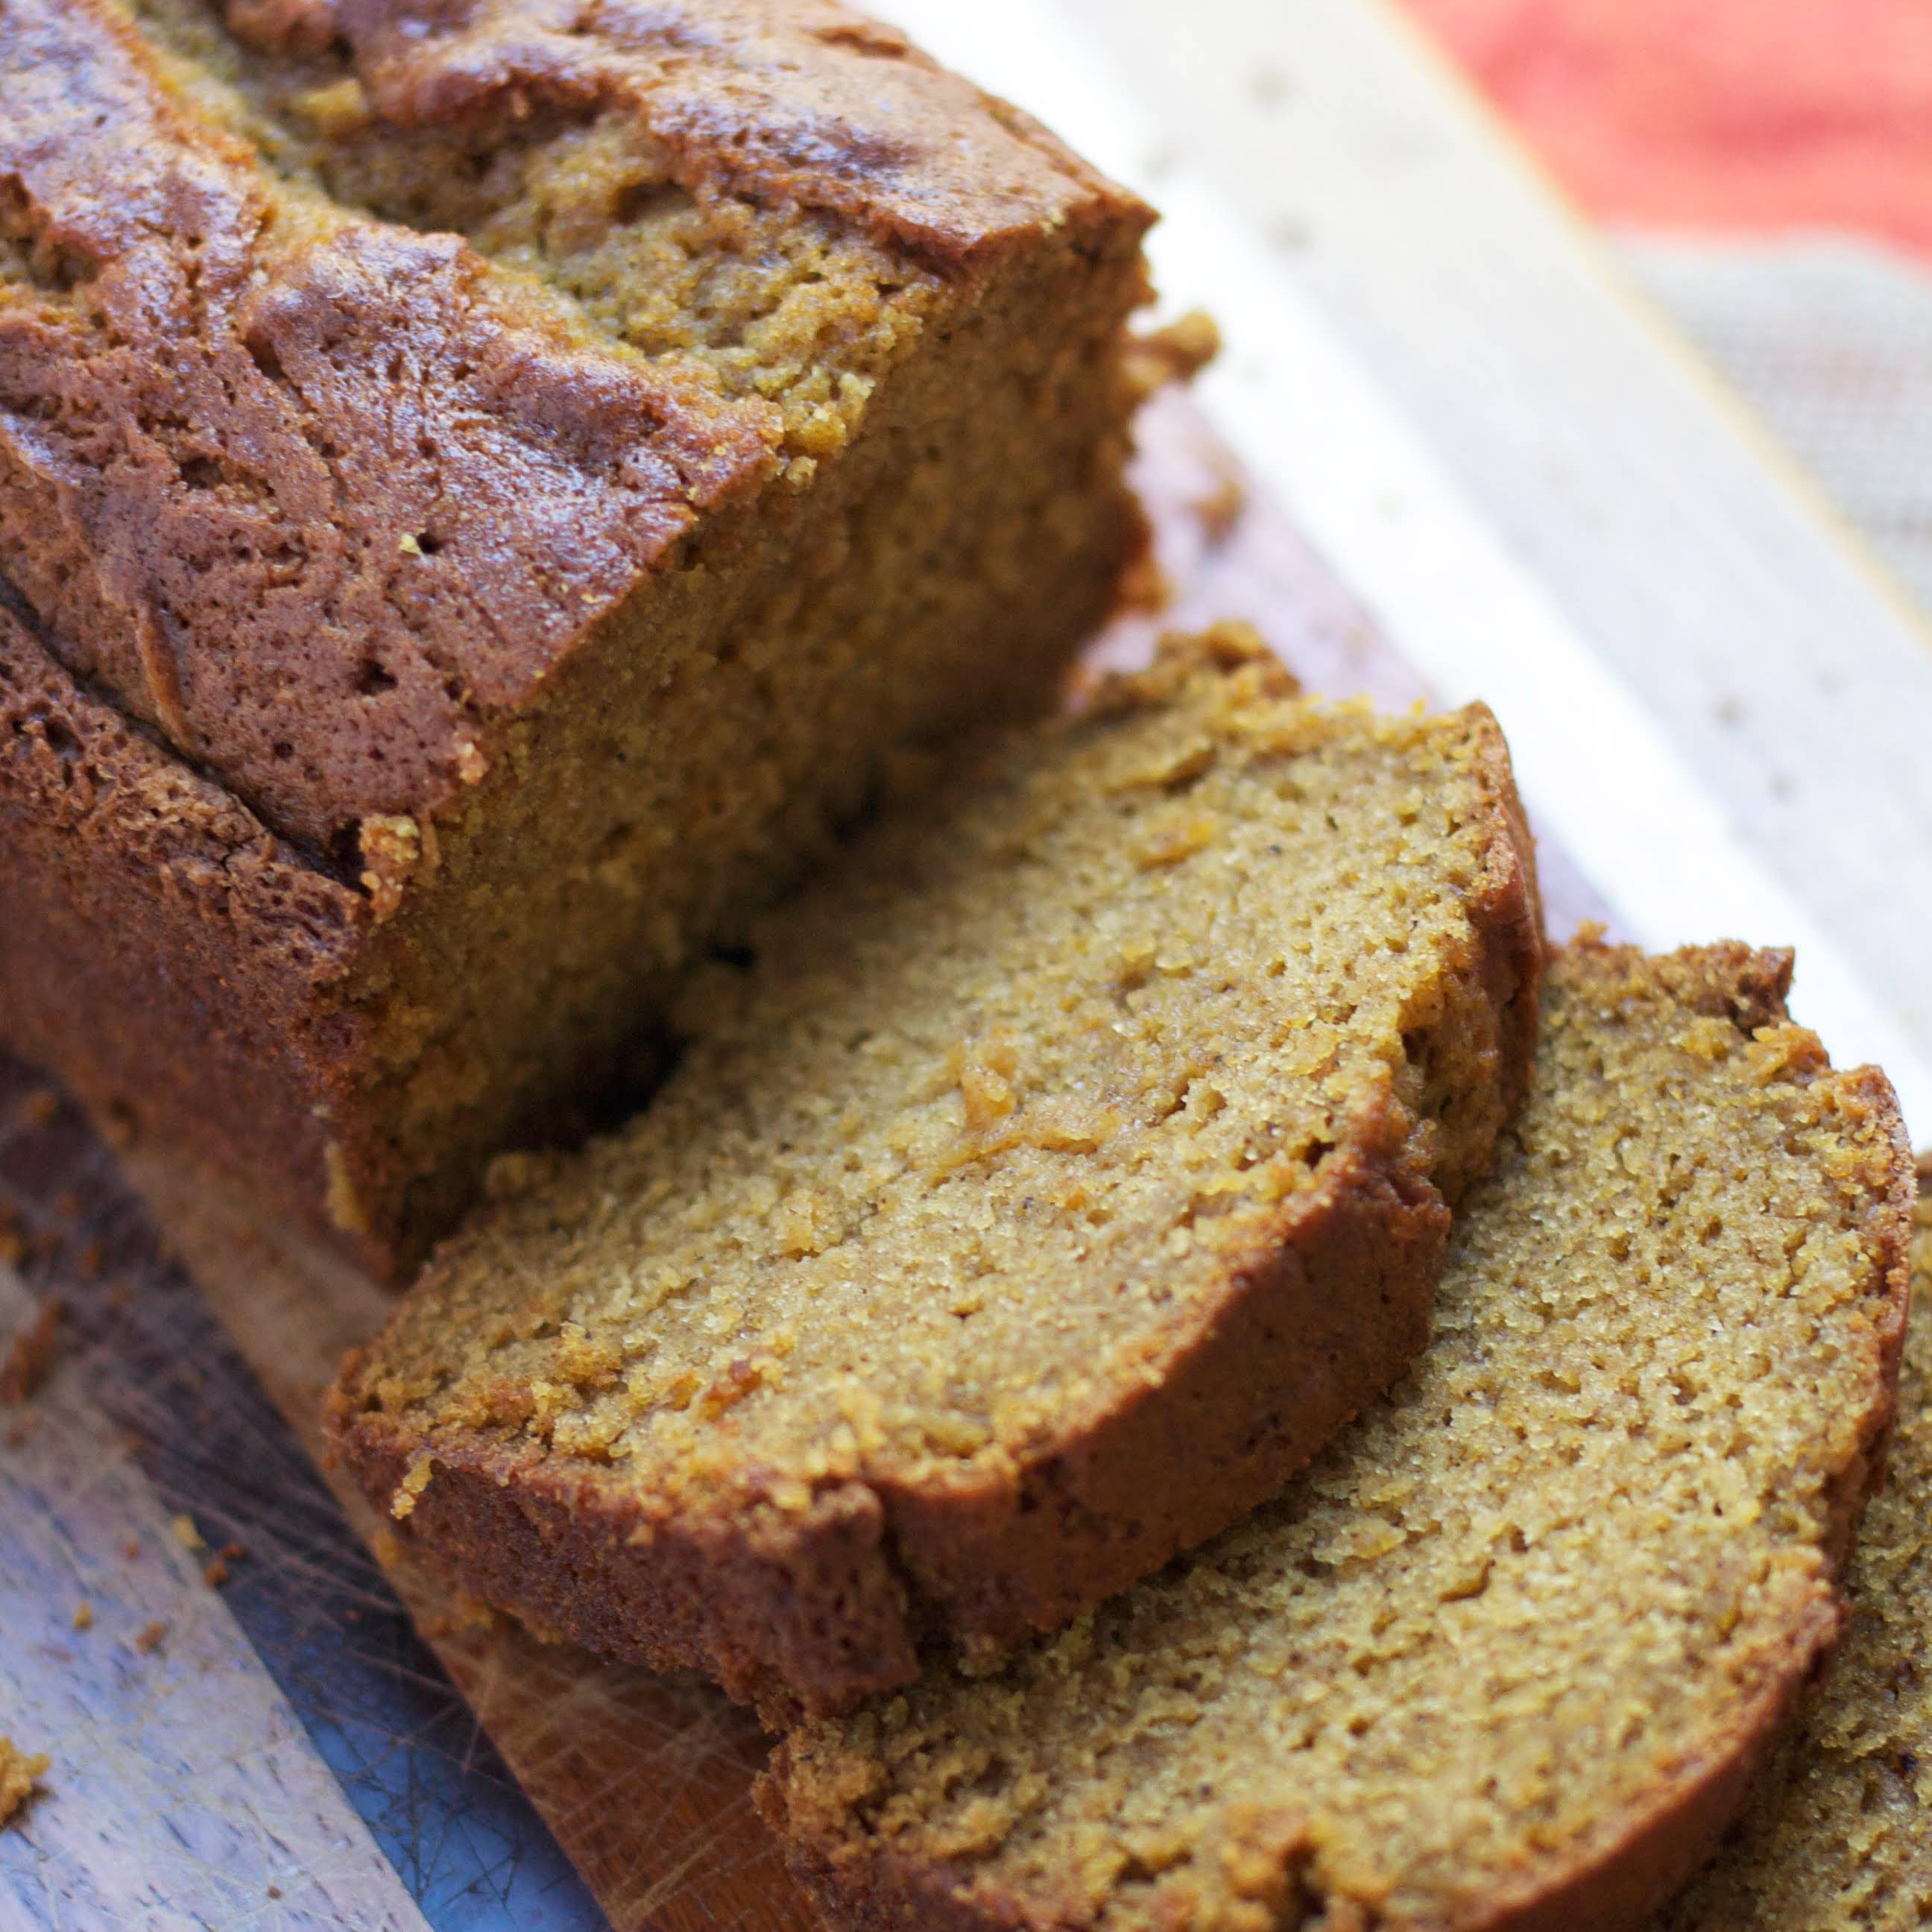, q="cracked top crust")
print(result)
[0,0,1143,853]
[230,0,1135,262]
